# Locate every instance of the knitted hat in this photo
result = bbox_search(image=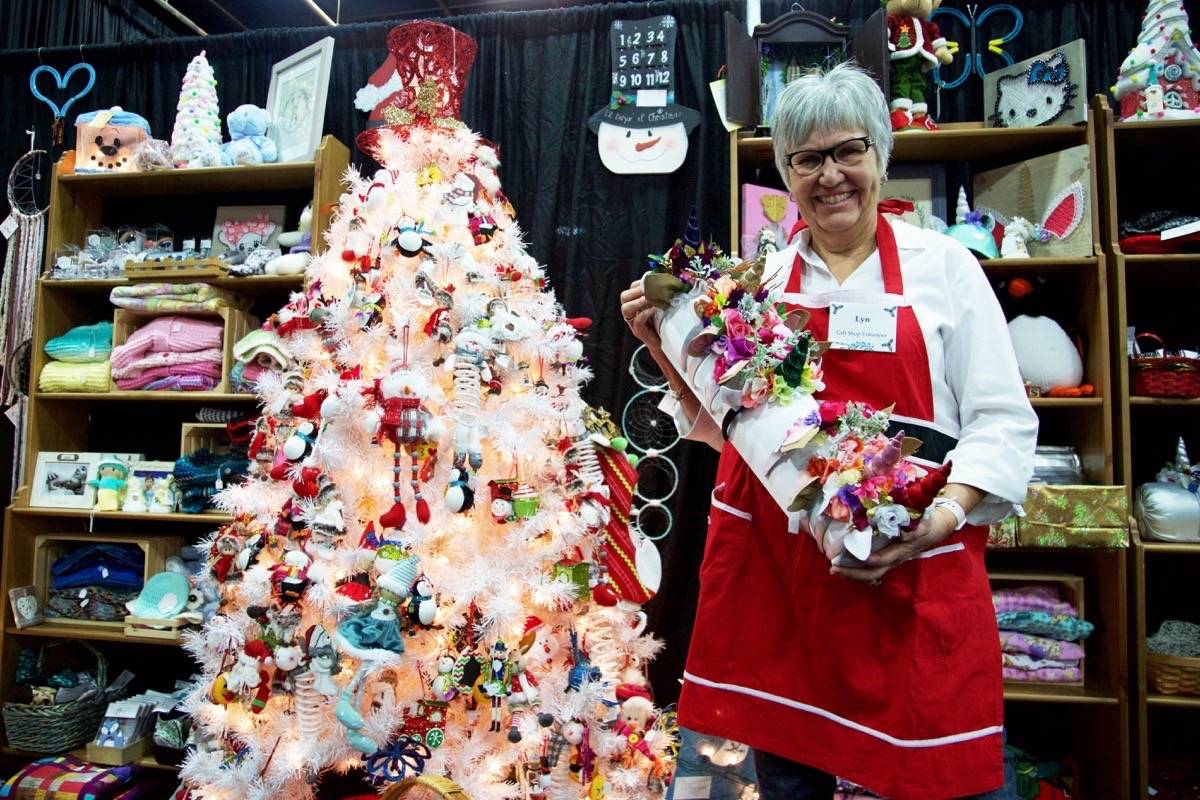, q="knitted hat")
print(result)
[44,322,114,363]
[232,329,289,370]
[126,571,190,619]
